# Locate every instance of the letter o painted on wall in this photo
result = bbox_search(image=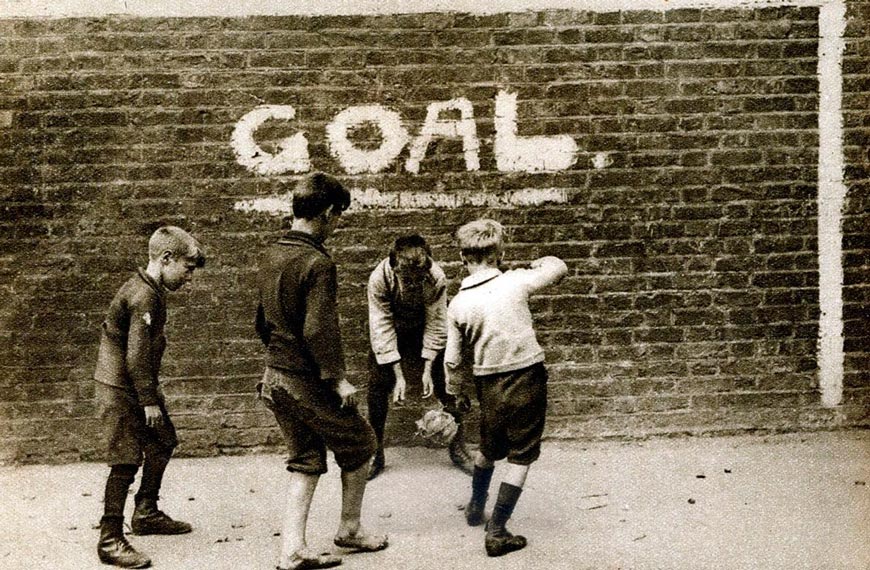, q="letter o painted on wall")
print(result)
[326,105,410,175]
